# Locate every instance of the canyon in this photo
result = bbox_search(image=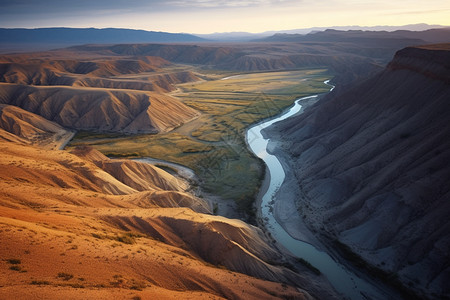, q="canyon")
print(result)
[0,28,449,299]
